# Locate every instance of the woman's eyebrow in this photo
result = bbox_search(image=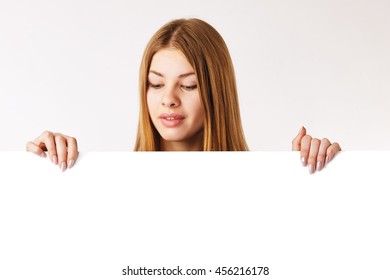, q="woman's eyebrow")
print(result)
[149,70,195,78]
[178,72,195,78]
[149,70,164,77]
